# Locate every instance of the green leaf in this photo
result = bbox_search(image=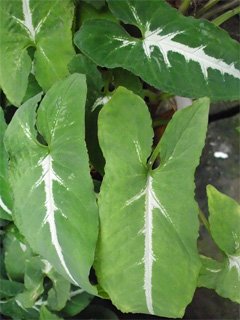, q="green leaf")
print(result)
[0,108,12,220]
[39,306,63,320]
[198,186,240,303]
[207,185,240,255]
[113,68,143,97]
[62,289,93,317]
[4,74,99,294]
[68,54,105,174]
[75,0,240,101]
[22,74,42,103]
[80,1,116,23]
[47,269,71,311]
[16,257,44,308]
[198,255,240,304]
[82,0,106,10]
[0,298,39,319]
[0,0,75,106]
[4,225,32,281]
[0,279,24,298]
[68,54,103,107]
[96,87,209,317]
